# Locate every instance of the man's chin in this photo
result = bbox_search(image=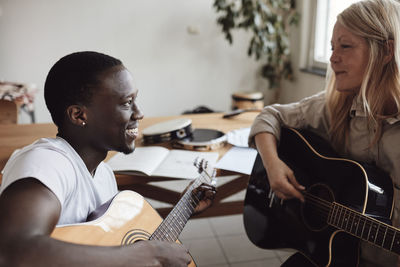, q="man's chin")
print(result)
[120,144,135,155]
